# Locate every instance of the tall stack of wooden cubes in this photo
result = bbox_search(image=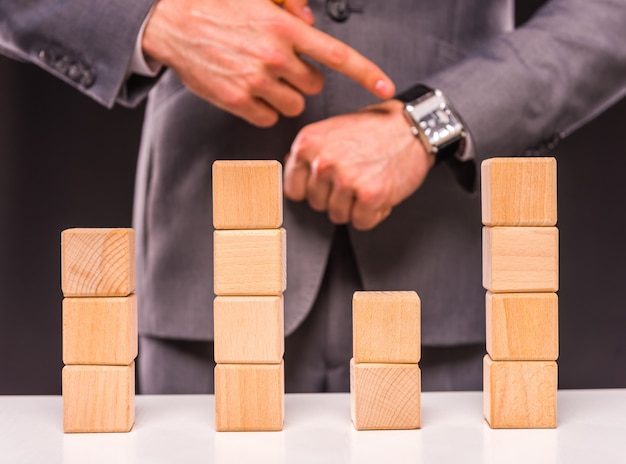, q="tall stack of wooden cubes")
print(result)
[481,158,559,428]
[61,228,137,433]
[212,160,286,431]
